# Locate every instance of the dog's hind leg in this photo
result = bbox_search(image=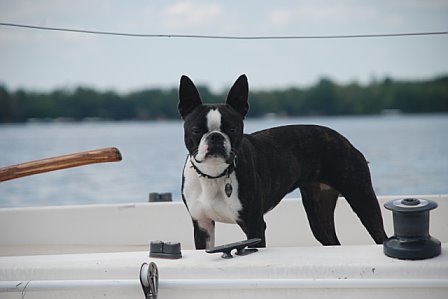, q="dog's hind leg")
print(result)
[192,218,215,250]
[300,183,340,245]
